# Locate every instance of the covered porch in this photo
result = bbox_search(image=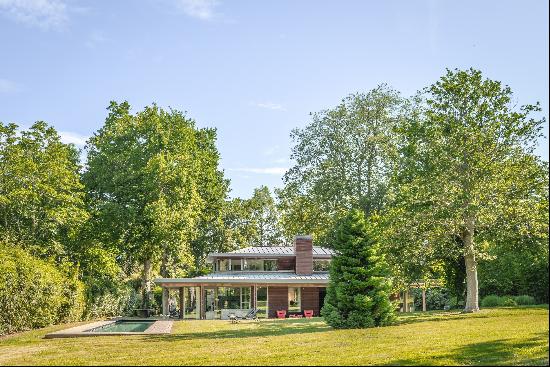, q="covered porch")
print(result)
[155,272,329,320]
